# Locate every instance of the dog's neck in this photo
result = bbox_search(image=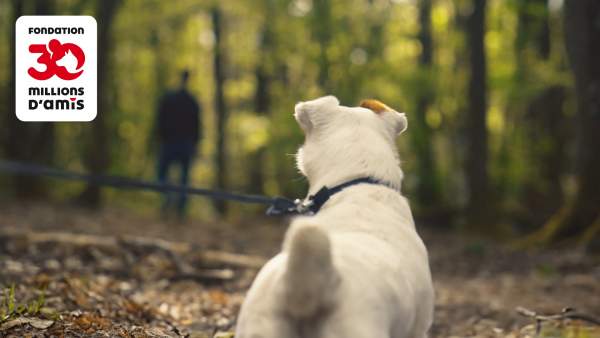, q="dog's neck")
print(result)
[306,164,404,196]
